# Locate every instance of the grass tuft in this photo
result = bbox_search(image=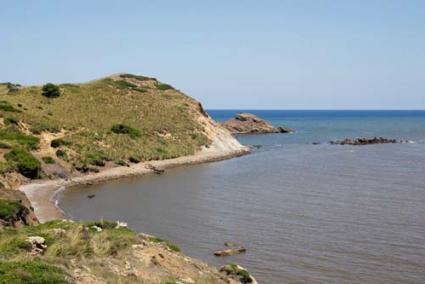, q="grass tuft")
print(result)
[4,147,41,179]
[111,124,141,139]
[0,260,68,284]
